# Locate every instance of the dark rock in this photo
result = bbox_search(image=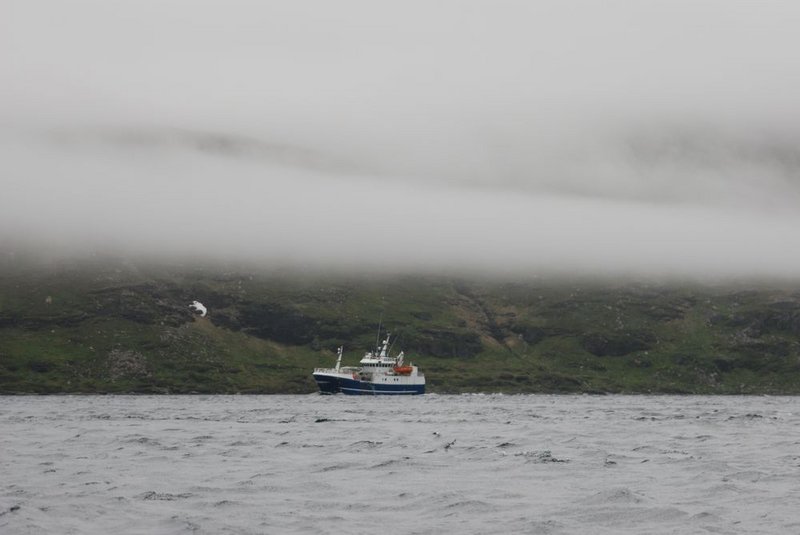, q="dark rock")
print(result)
[582,331,656,357]
[238,303,317,344]
[403,328,482,358]
[642,304,686,321]
[28,361,51,373]
[713,358,735,372]
[508,323,554,345]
